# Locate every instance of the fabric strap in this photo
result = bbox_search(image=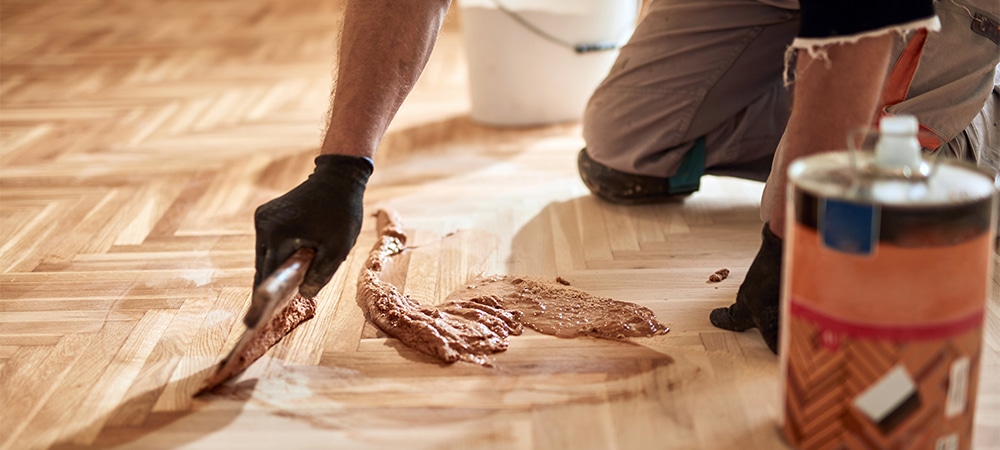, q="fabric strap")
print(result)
[877,28,944,149]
